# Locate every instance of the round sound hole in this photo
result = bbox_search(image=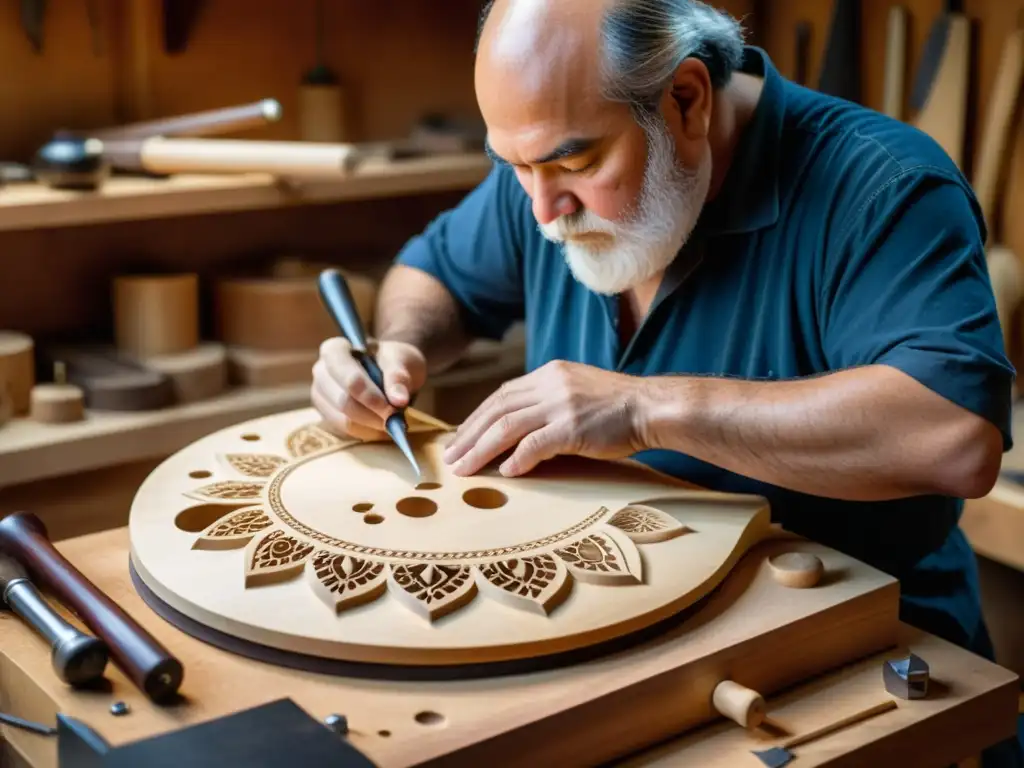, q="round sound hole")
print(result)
[462,487,508,509]
[396,497,438,518]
